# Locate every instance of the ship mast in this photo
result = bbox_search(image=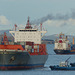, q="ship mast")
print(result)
[59,32,64,39]
[25,17,32,29]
